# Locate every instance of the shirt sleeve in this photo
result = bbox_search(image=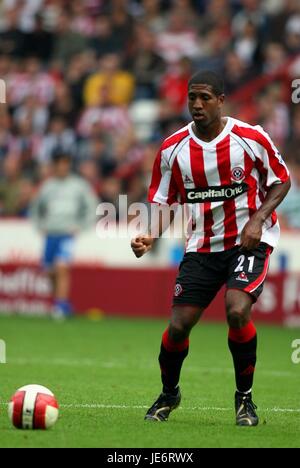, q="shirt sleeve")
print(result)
[77,180,98,230]
[254,125,290,188]
[148,147,179,205]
